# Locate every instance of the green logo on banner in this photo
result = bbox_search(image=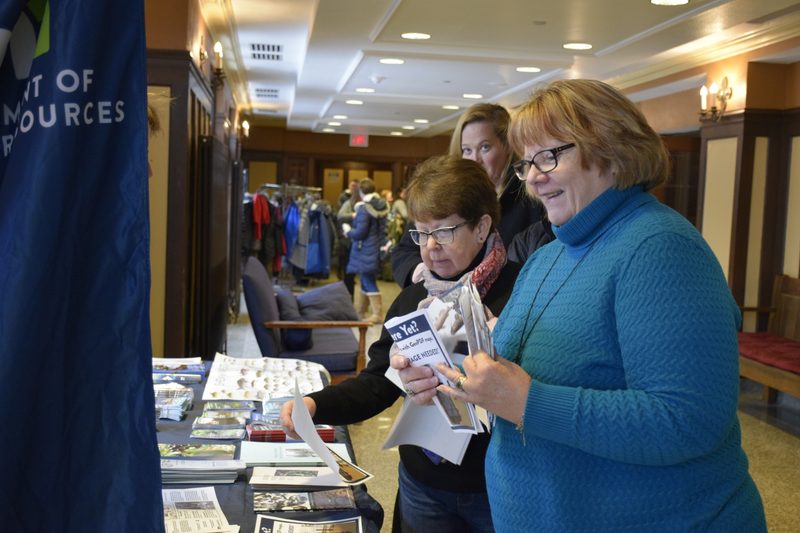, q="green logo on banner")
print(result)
[1,0,50,80]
